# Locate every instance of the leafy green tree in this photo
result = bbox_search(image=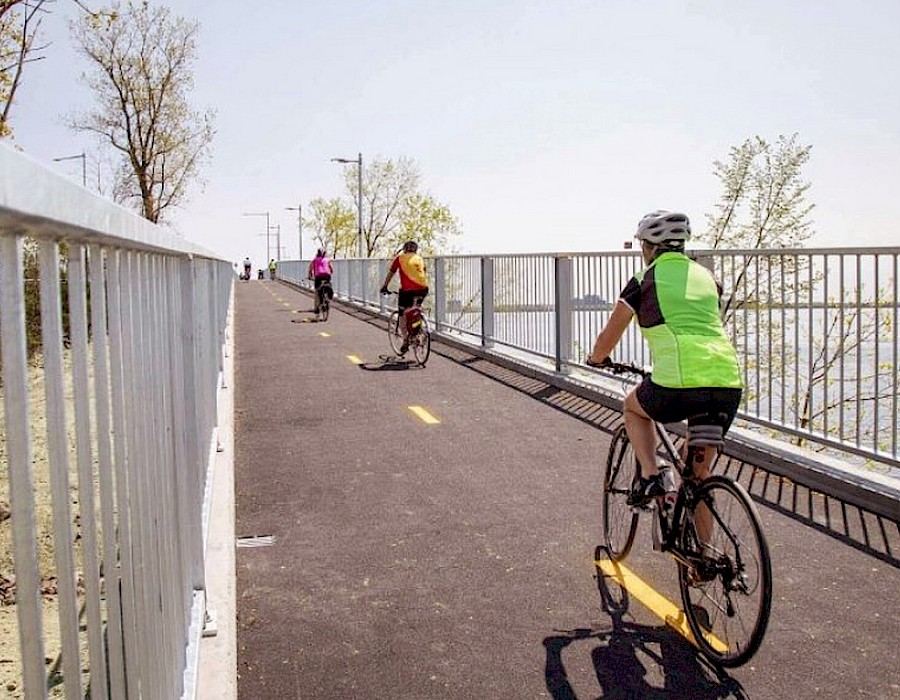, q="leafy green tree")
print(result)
[395,192,461,257]
[338,155,461,257]
[699,133,814,322]
[70,0,214,222]
[701,134,893,461]
[304,197,356,258]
